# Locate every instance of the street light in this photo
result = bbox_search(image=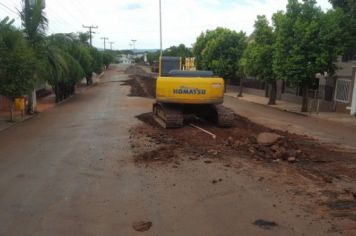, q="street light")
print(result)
[159,0,163,56]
